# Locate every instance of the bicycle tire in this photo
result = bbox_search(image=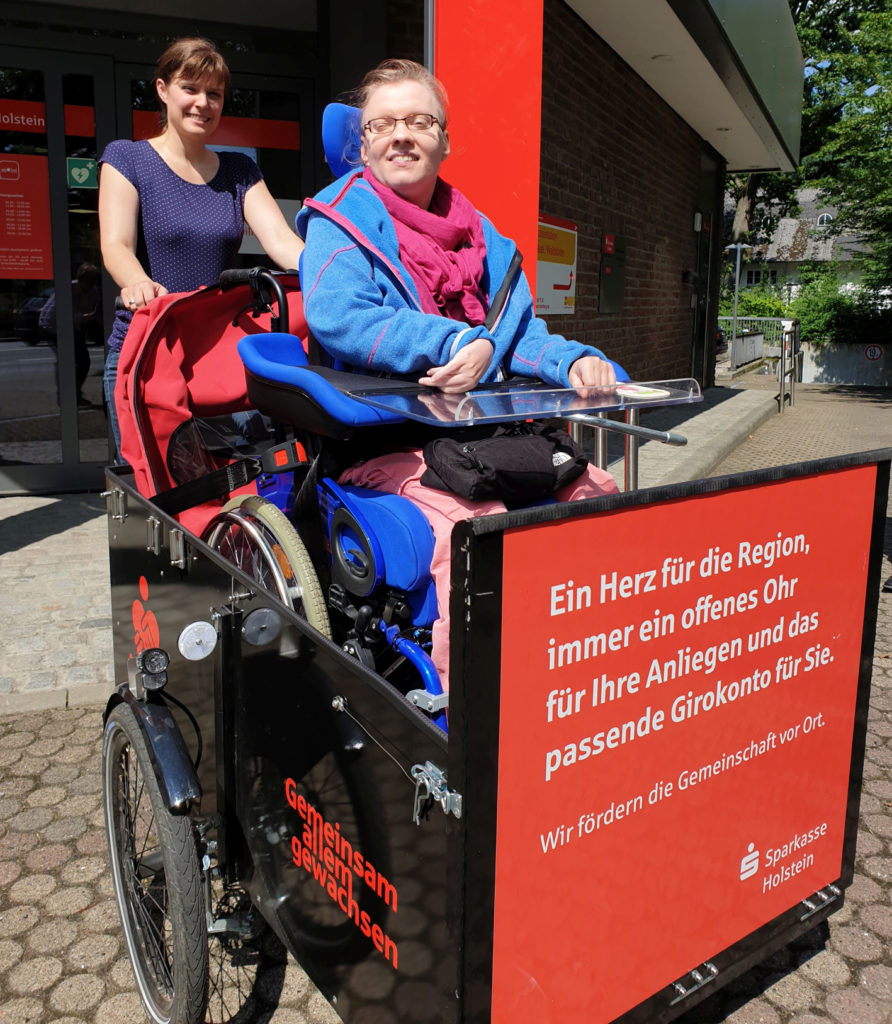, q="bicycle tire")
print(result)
[102,702,209,1024]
